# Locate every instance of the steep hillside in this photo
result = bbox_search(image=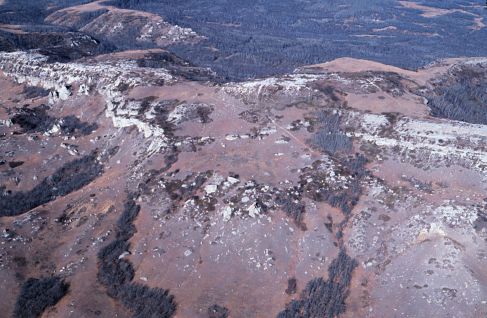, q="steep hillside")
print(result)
[45,1,202,49]
[1,1,486,318]
[0,50,486,317]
